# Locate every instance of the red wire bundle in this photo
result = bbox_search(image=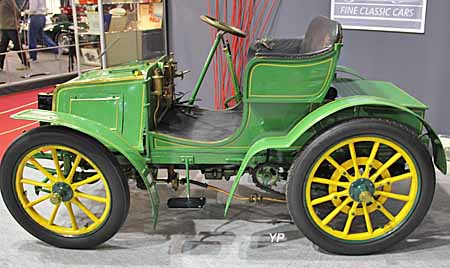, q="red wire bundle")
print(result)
[208,0,281,109]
